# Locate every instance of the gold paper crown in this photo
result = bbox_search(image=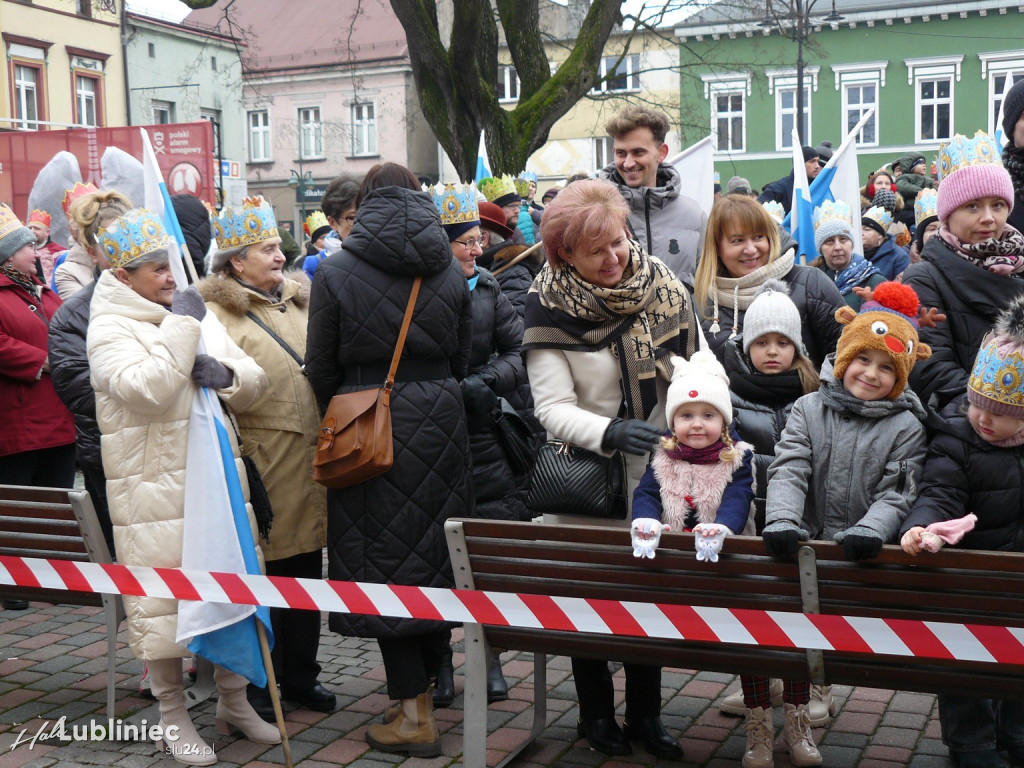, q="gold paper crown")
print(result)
[213,196,279,250]
[478,175,518,203]
[426,182,480,227]
[915,188,939,227]
[97,209,173,270]
[762,200,785,223]
[812,199,852,231]
[304,210,329,237]
[0,204,26,241]
[937,131,1000,181]
[514,178,531,198]
[862,205,894,231]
